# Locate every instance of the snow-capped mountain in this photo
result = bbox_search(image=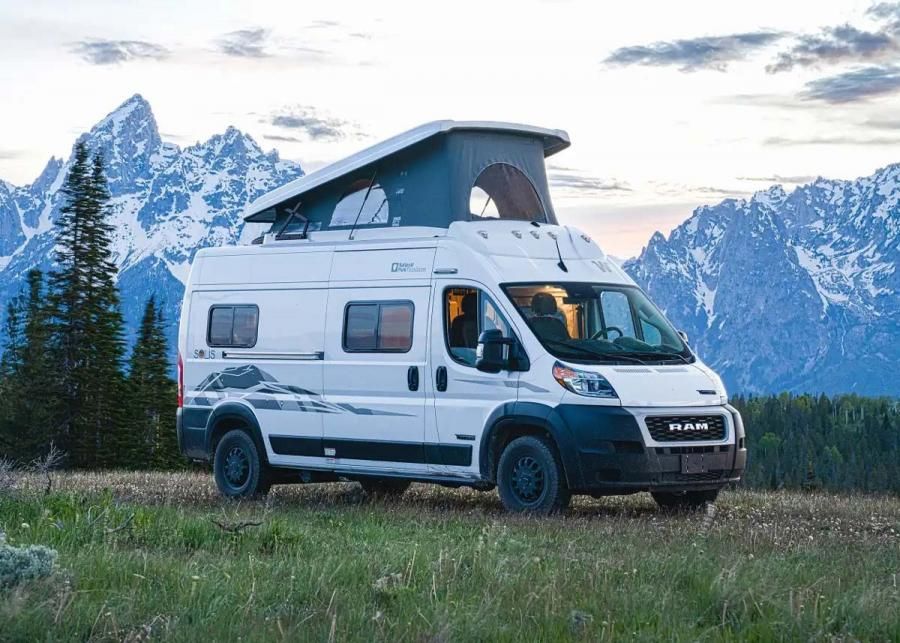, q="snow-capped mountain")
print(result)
[2,94,897,395]
[624,172,899,396]
[0,95,303,356]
